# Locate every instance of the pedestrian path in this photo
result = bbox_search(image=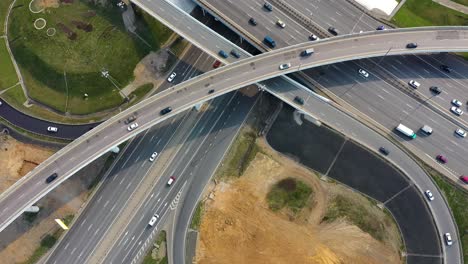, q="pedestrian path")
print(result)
[433,0,468,15]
